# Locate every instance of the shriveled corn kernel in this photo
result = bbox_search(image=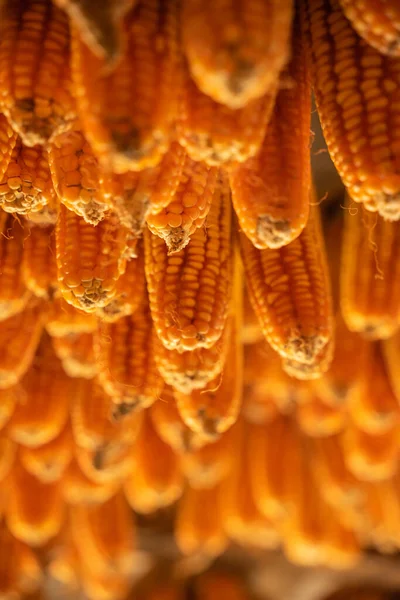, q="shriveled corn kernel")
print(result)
[182,0,292,109]
[22,225,57,298]
[0,114,18,181]
[62,458,119,505]
[340,201,400,339]
[71,0,180,173]
[0,0,75,145]
[49,128,110,225]
[52,332,97,379]
[339,0,400,57]
[241,205,333,366]
[304,0,400,220]
[46,293,97,336]
[146,157,218,254]
[230,16,311,249]
[0,214,31,319]
[181,429,235,489]
[56,205,127,312]
[145,176,232,351]
[20,424,73,483]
